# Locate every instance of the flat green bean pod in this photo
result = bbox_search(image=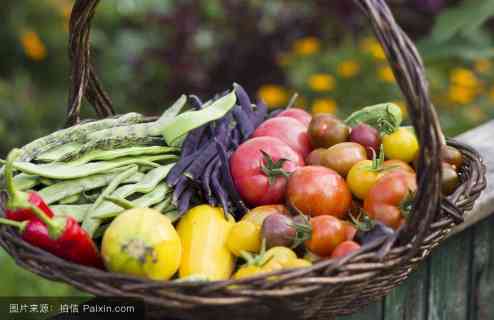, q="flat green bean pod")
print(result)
[51,204,92,222]
[58,193,81,205]
[39,169,145,204]
[162,90,237,146]
[83,183,170,236]
[67,146,179,166]
[13,174,39,191]
[89,165,138,210]
[35,143,83,162]
[12,154,177,179]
